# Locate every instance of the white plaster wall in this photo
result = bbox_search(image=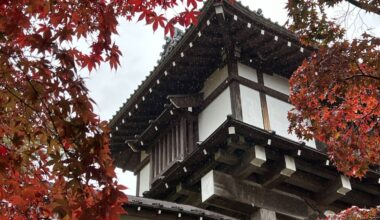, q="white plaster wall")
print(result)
[198,88,232,141]
[266,96,316,148]
[240,85,264,129]
[138,162,150,197]
[140,151,148,161]
[238,62,258,82]
[263,73,290,95]
[201,66,228,98]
